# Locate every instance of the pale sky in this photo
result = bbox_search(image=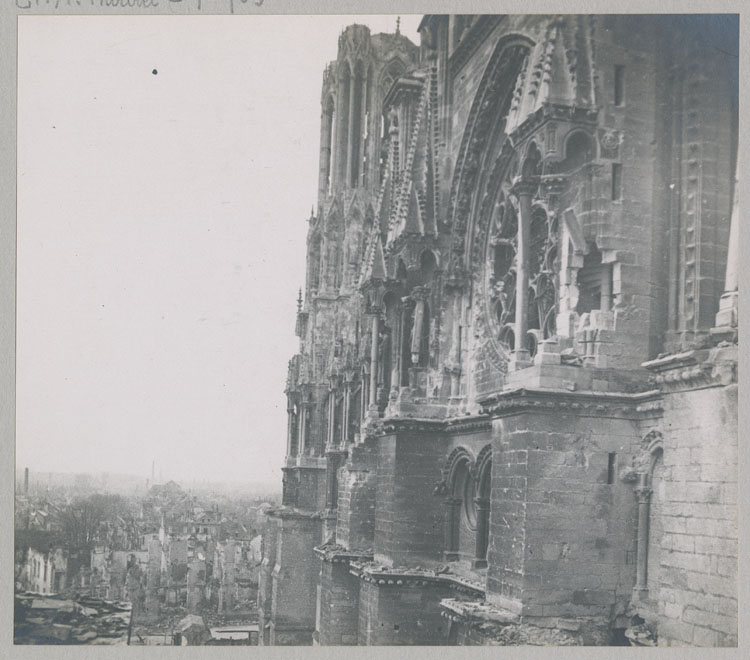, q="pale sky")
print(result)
[16,14,423,487]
